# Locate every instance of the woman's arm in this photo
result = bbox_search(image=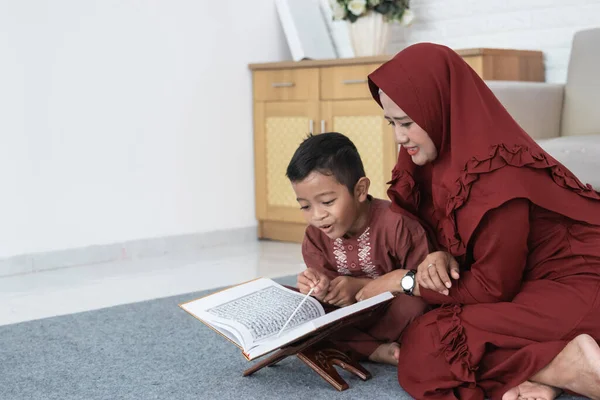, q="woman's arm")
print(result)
[420,198,530,305]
